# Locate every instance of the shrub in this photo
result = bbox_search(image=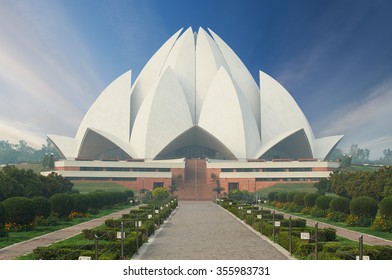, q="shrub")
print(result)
[315,196,333,210]
[346,214,373,227]
[0,202,5,225]
[310,207,328,218]
[349,196,378,219]
[2,197,36,226]
[293,192,307,206]
[380,196,392,218]
[277,192,287,203]
[70,194,89,213]
[304,193,319,207]
[326,211,347,222]
[49,193,73,217]
[286,192,296,202]
[329,197,350,214]
[31,196,51,218]
[268,192,278,202]
[371,217,392,232]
